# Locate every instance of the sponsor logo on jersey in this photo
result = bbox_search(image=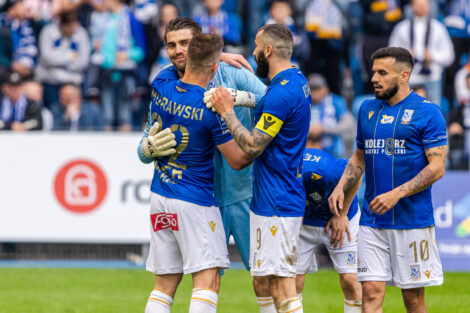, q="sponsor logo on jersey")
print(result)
[175,86,187,93]
[280,79,289,85]
[257,259,262,268]
[269,225,278,237]
[255,113,284,137]
[151,213,179,231]
[54,159,108,214]
[364,138,406,155]
[380,114,395,124]
[424,270,431,279]
[309,192,323,202]
[209,220,216,232]
[401,109,414,124]
[410,264,421,280]
[347,251,356,265]
[357,267,367,273]
[368,111,375,119]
